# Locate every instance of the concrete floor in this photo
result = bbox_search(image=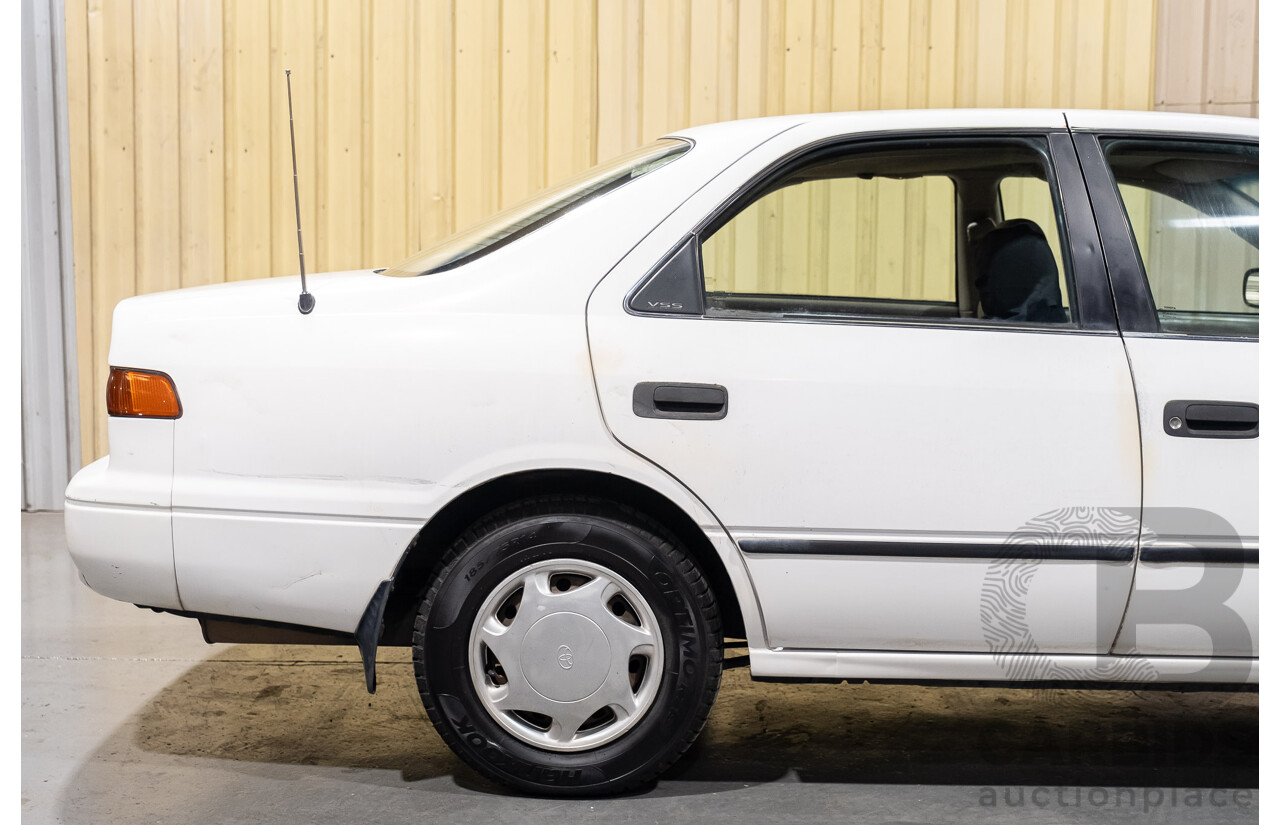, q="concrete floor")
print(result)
[23,512,1257,824]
